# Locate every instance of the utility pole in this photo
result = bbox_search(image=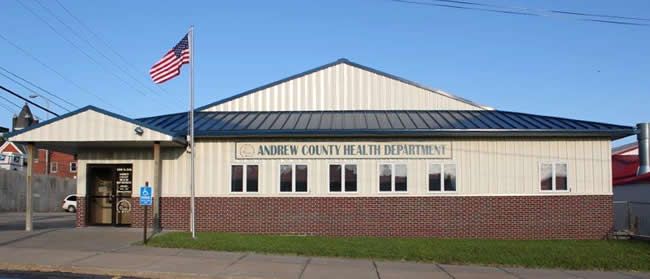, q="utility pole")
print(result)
[25,143,35,231]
